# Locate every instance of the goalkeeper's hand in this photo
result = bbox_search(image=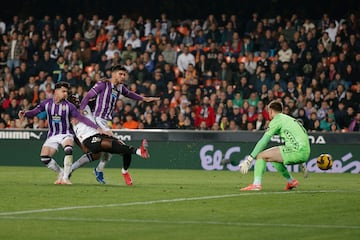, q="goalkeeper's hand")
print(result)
[239,155,254,174]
